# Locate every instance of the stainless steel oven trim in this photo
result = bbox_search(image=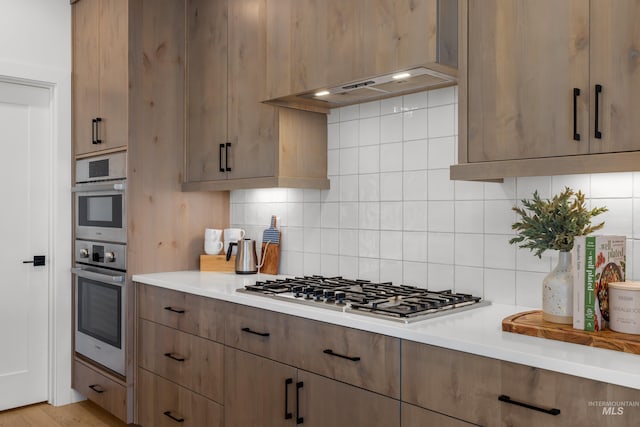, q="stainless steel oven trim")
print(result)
[73,265,126,376]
